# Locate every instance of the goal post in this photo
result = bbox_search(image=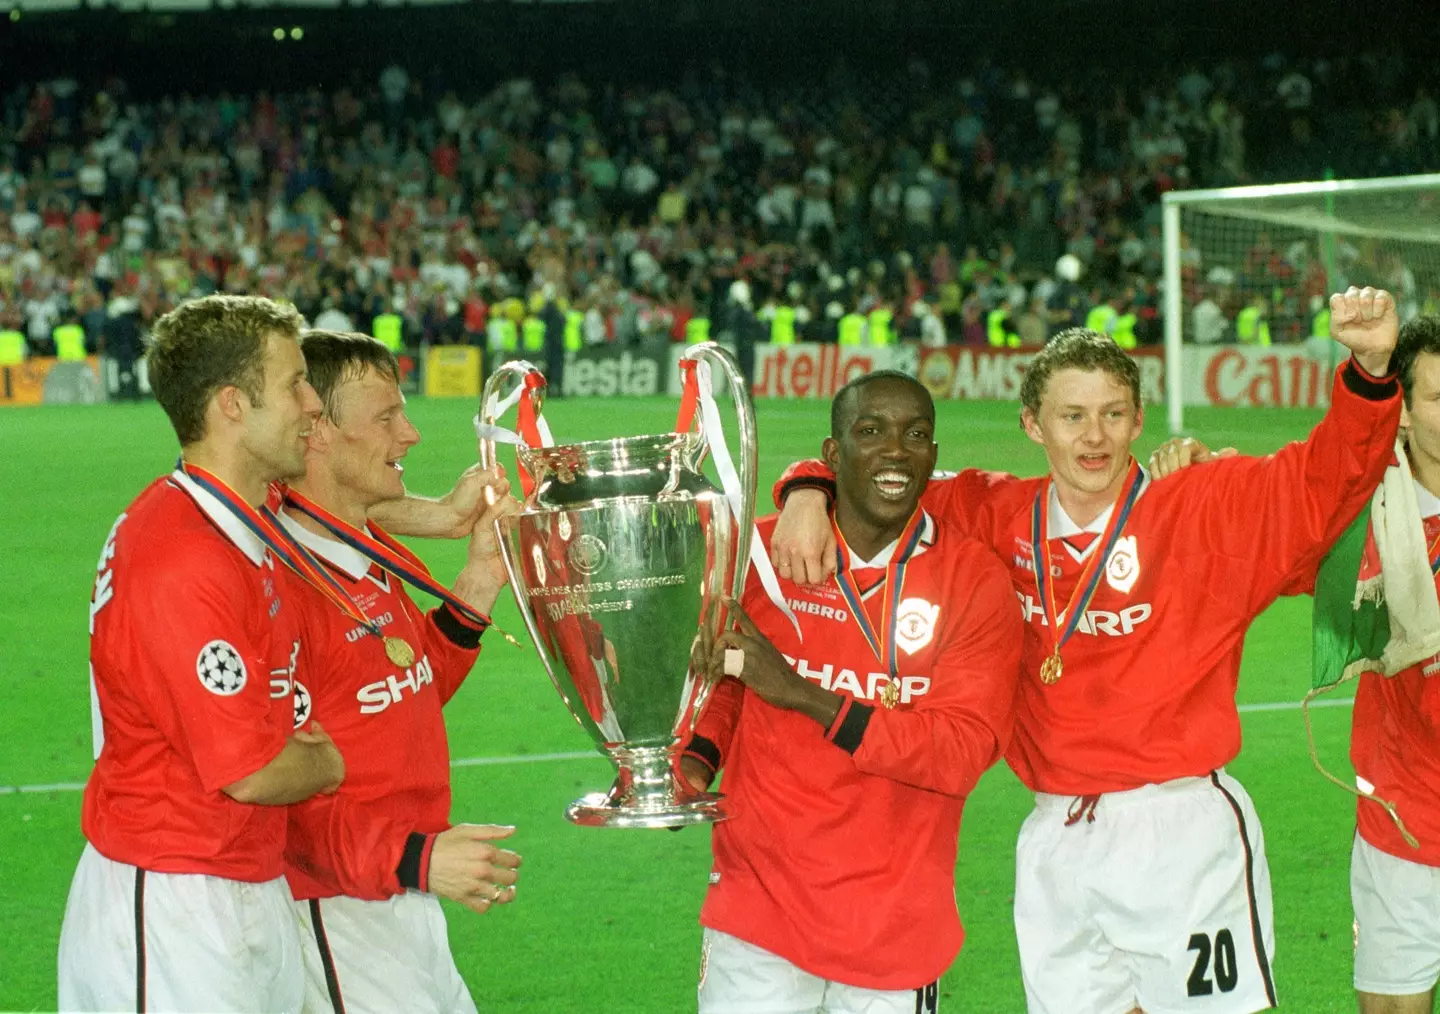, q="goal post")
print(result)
[1161,173,1440,435]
